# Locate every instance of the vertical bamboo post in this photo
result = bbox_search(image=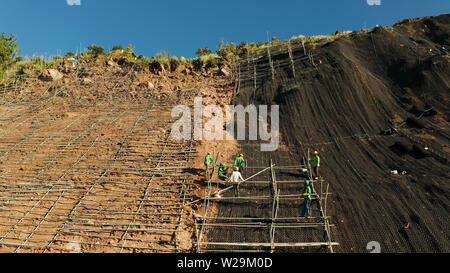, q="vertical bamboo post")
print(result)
[236,64,241,96]
[267,45,274,81]
[324,183,329,219]
[288,40,296,77]
[14,74,17,98]
[302,38,306,56]
[253,57,257,99]
[269,160,277,253]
